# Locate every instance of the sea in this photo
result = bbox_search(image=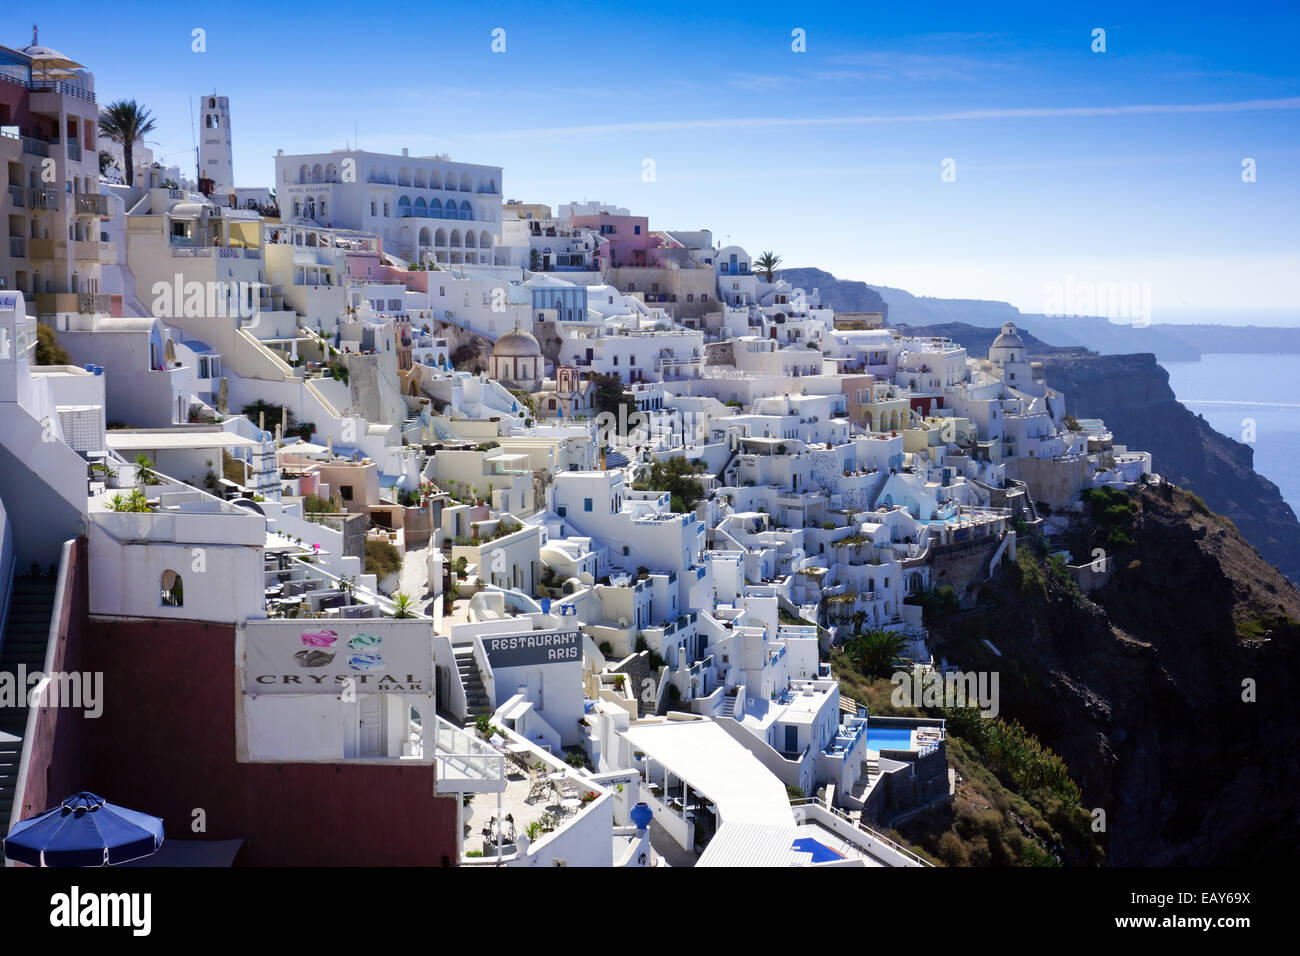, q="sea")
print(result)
[1163,353,1300,518]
